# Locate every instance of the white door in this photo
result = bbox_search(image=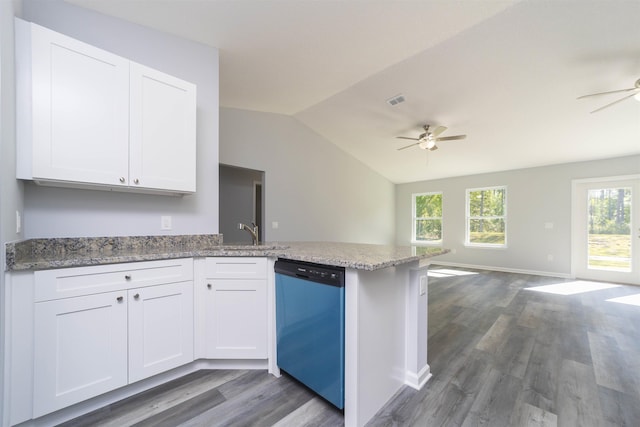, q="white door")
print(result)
[573,176,640,285]
[30,23,130,186]
[33,292,128,417]
[128,282,194,383]
[129,62,197,193]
